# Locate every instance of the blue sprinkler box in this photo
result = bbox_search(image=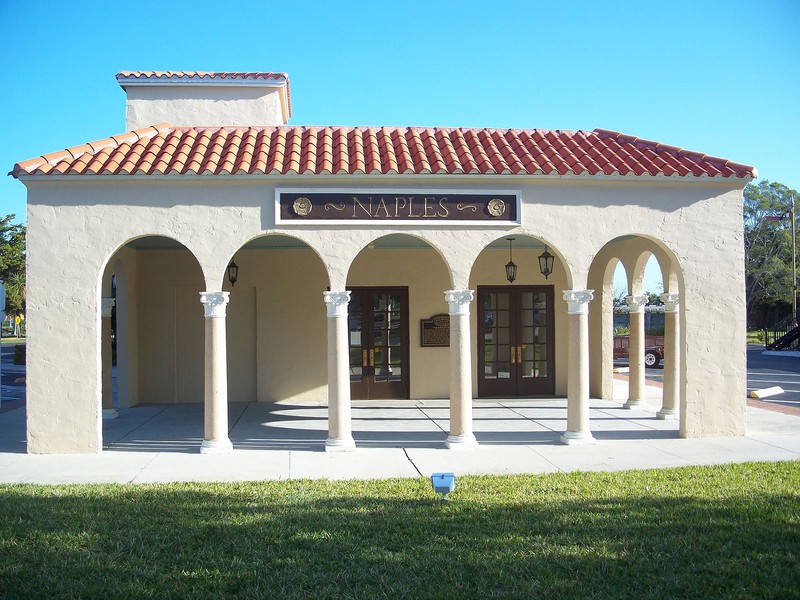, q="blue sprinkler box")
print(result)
[431,472,456,501]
